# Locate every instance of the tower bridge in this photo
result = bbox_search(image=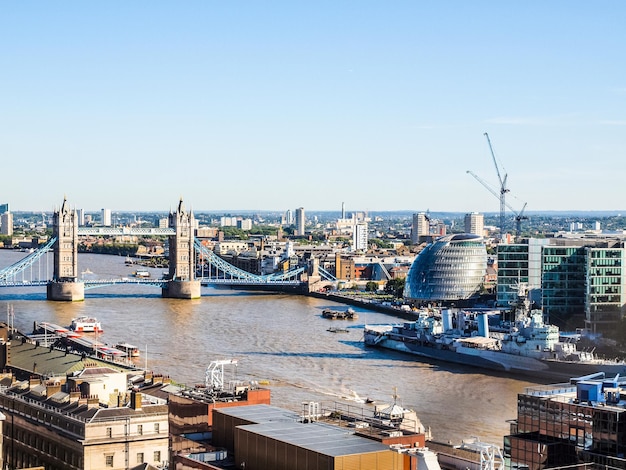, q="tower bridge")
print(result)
[0,198,313,301]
